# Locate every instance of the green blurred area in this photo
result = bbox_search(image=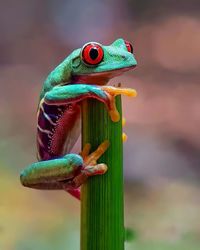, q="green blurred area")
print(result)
[1,164,200,249]
[0,0,200,249]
